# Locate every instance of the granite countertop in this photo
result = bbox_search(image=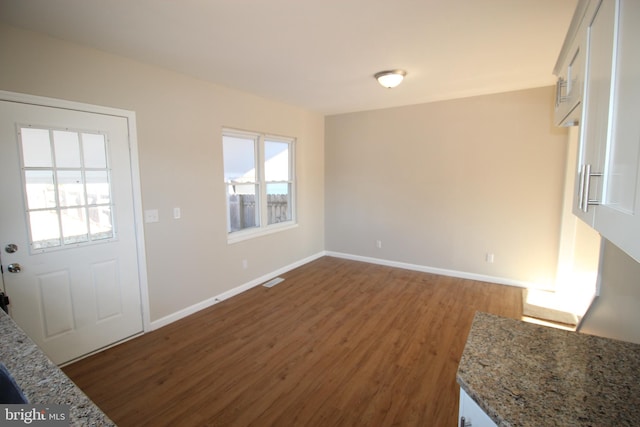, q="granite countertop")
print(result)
[457,312,640,426]
[0,310,114,426]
